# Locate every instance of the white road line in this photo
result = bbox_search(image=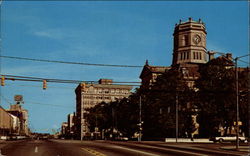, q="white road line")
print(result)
[110,145,161,156]
[0,149,6,156]
[34,146,38,153]
[111,144,208,156]
[159,144,244,156]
